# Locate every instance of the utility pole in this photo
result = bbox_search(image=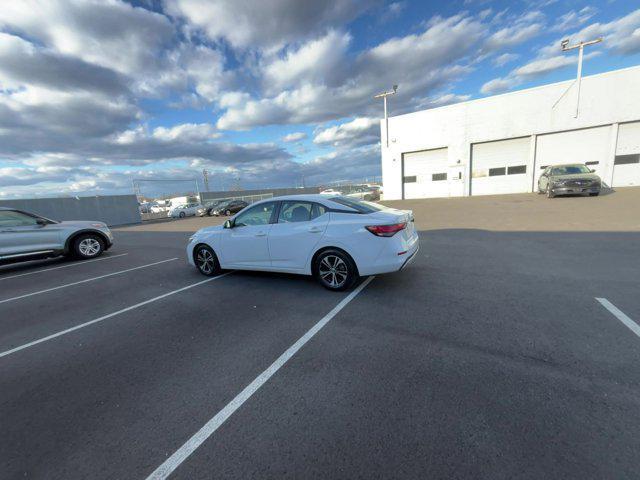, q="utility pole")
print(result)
[374,85,398,148]
[561,37,603,118]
